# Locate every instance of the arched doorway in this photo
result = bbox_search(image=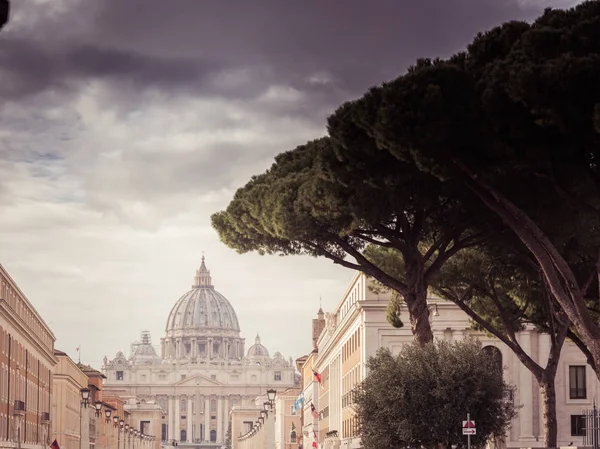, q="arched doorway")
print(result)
[483,345,503,373]
[210,430,216,442]
[180,430,187,442]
